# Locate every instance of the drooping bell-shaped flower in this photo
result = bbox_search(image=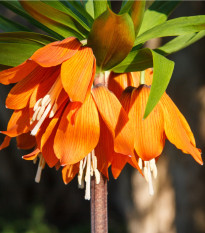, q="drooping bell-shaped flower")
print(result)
[108,69,202,194]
